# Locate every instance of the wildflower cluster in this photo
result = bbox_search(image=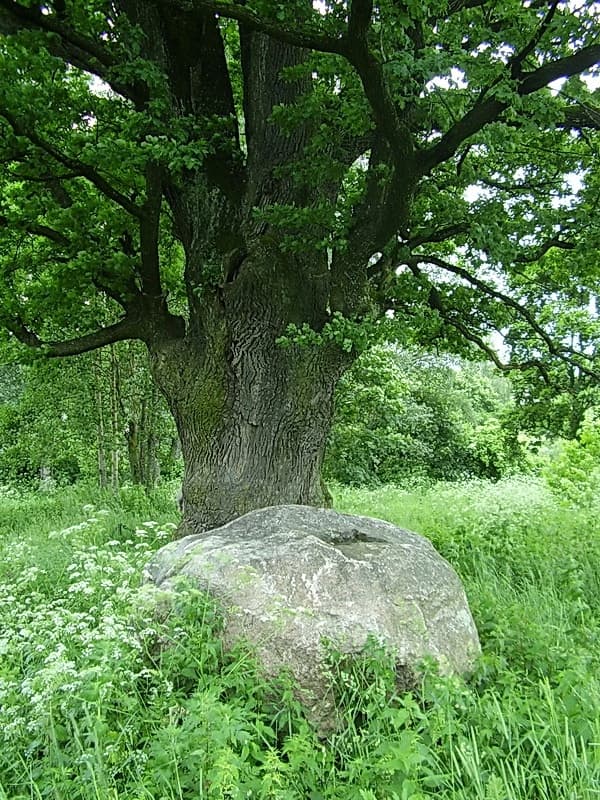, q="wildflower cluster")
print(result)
[0,511,182,797]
